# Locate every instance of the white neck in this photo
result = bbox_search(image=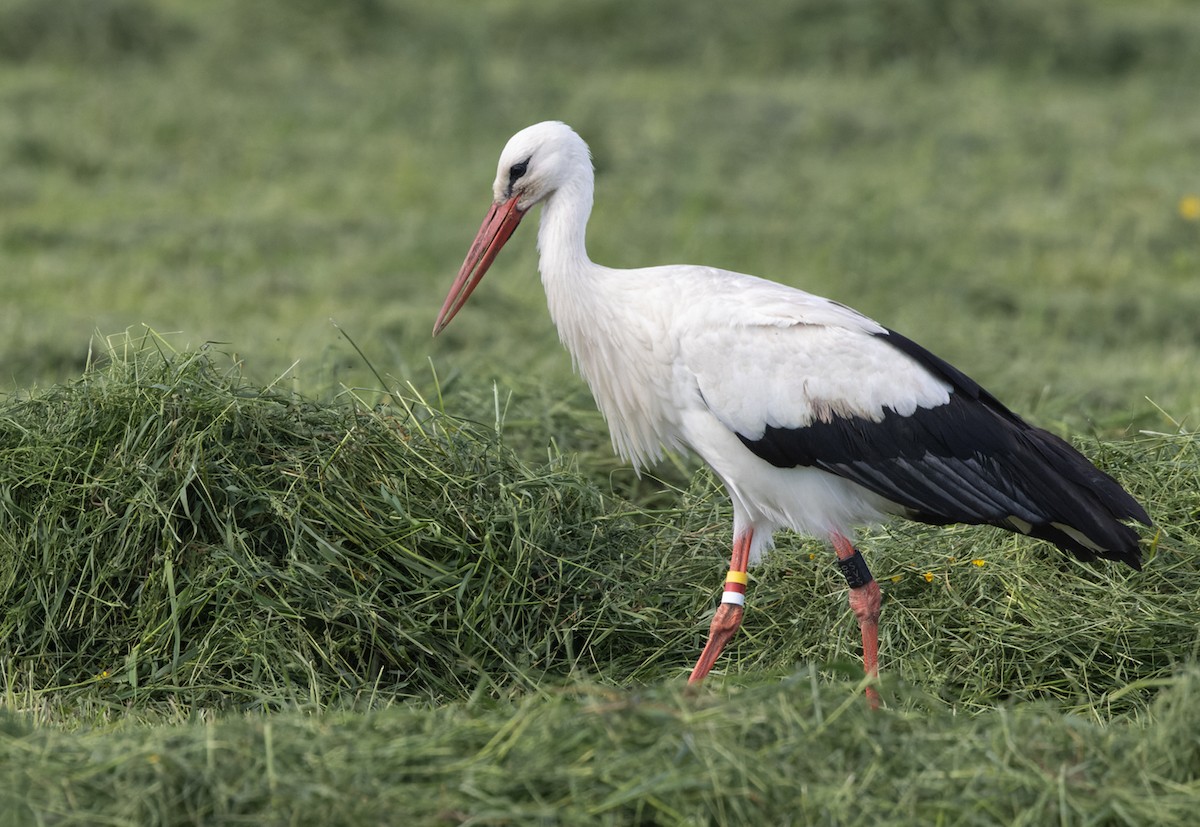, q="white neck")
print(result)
[536,174,597,371]
[533,175,678,468]
[536,174,594,281]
